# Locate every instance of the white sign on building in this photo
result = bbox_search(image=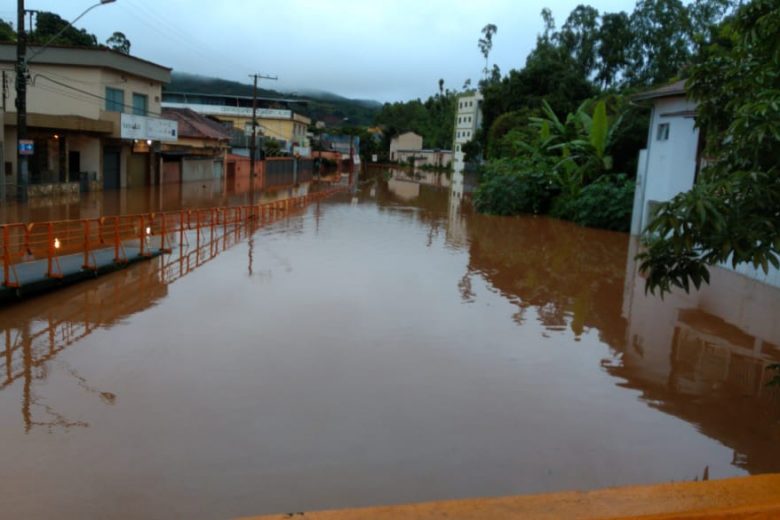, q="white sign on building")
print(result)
[120,114,178,142]
[160,102,291,120]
